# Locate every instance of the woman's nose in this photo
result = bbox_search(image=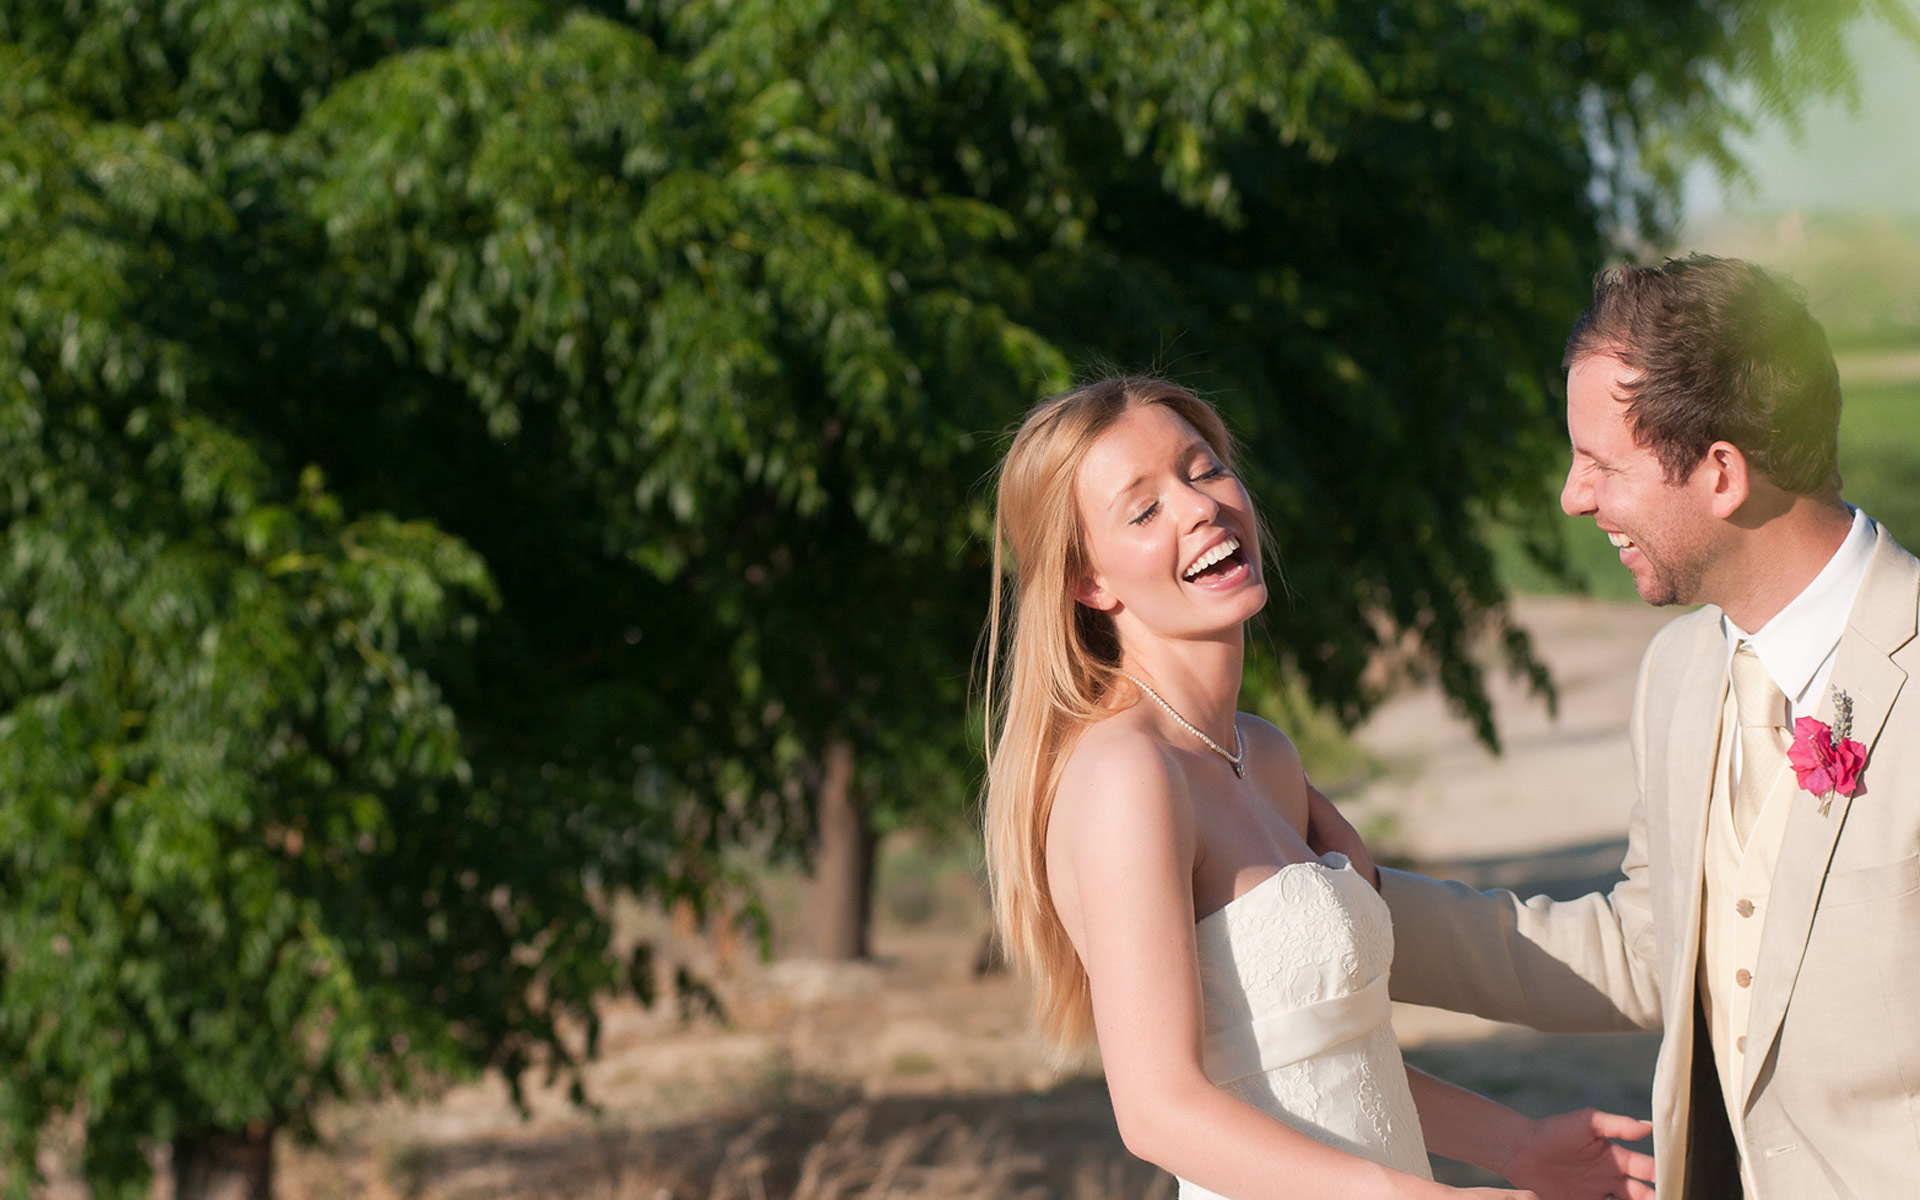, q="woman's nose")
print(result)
[1177,480,1221,527]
